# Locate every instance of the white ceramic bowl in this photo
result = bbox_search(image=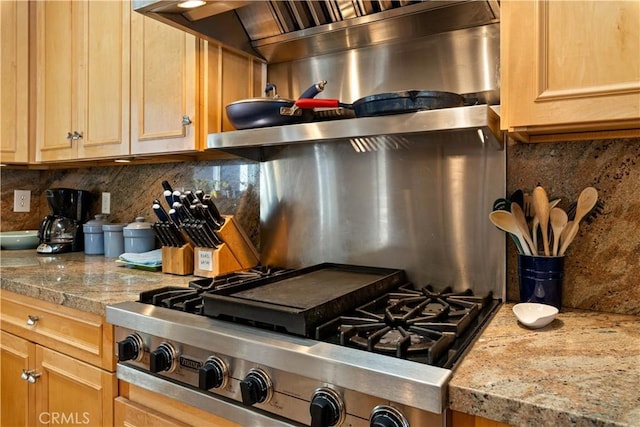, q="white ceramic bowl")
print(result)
[0,230,40,250]
[512,303,558,329]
